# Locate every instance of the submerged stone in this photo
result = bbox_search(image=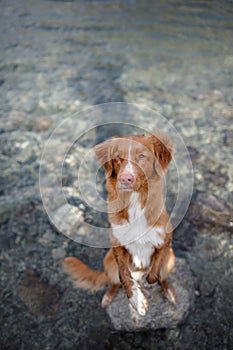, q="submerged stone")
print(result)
[17,270,60,319]
[188,192,233,231]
